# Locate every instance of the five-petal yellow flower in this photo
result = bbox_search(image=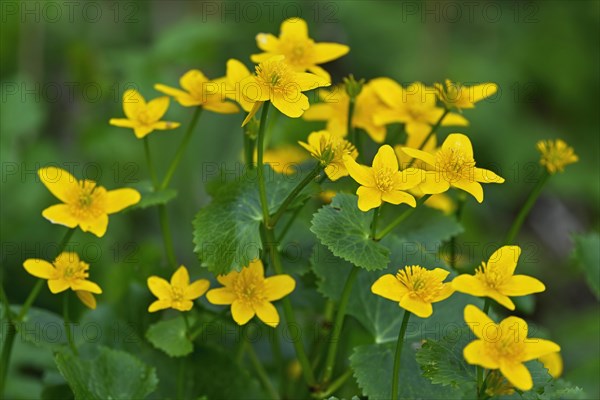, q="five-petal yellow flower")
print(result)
[38,167,140,237]
[463,305,560,391]
[371,266,454,318]
[343,145,423,211]
[147,265,210,312]
[23,252,102,294]
[434,79,498,111]
[206,260,295,328]
[402,133,505,203]
[251,17,349,81]
[452,245,545,310]
[109,89,180,139]
[298,130,357,181]
[537,139,579,174]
